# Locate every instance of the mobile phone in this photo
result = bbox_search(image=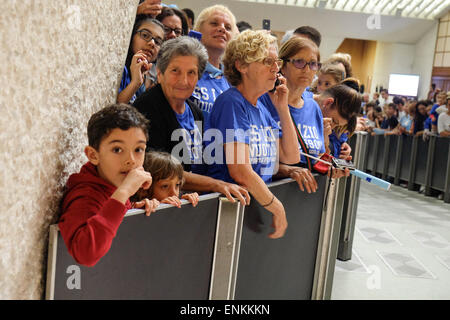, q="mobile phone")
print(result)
[262,19,271,31]
[269,74,281,93]
[188,30,202,41]
[332,158,355,171]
